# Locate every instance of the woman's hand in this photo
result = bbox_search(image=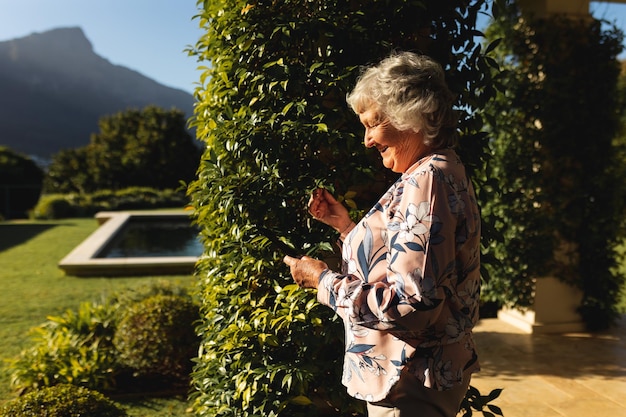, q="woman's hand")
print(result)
[308,188,353,234]
[283,255,328,289]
